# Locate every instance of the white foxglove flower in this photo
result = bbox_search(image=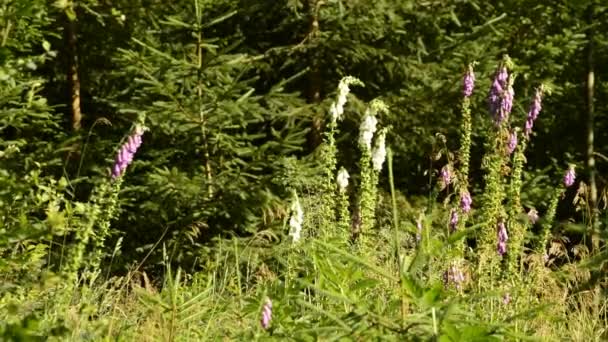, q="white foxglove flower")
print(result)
[358,109,377,150]
[330,76,363,123]
[289,195,304,243]
[337,167,350,192]
[372,130,387,171]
